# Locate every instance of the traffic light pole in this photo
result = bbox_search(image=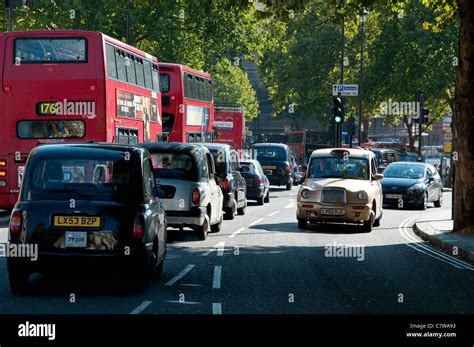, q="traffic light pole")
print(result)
[417,92,424,159]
